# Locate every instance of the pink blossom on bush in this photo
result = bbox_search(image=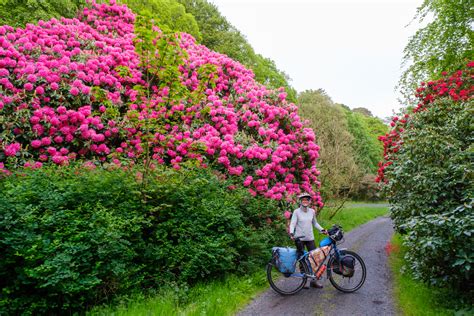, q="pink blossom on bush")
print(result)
[4,143,20,156]
[0,1,323,205]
